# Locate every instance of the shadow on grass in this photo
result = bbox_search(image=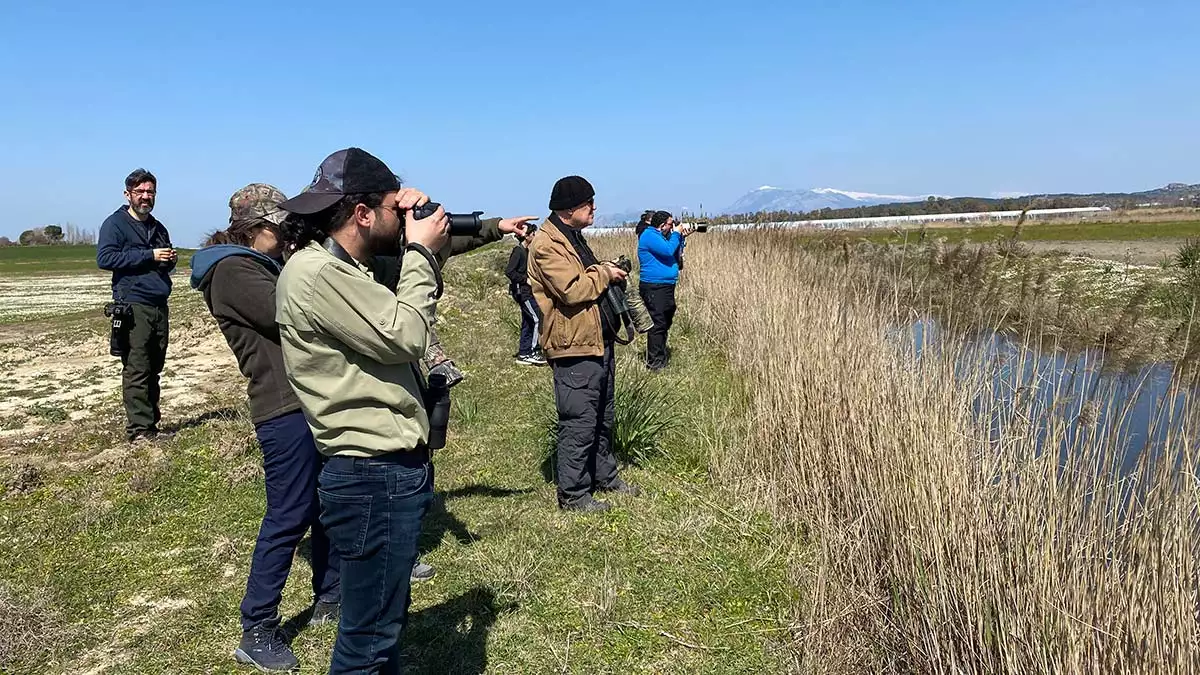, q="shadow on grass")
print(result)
[280,582,515,673]
[420,484,535,555]
[285,483,533,642]
[162,406,241,434]
[279,605,317,642]
[402,586,514,674]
